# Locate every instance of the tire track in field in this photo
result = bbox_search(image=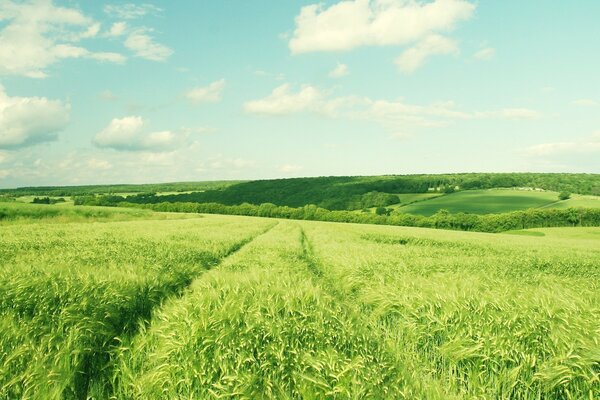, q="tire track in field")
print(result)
[81,221,279,399]
[297,223,451,398]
